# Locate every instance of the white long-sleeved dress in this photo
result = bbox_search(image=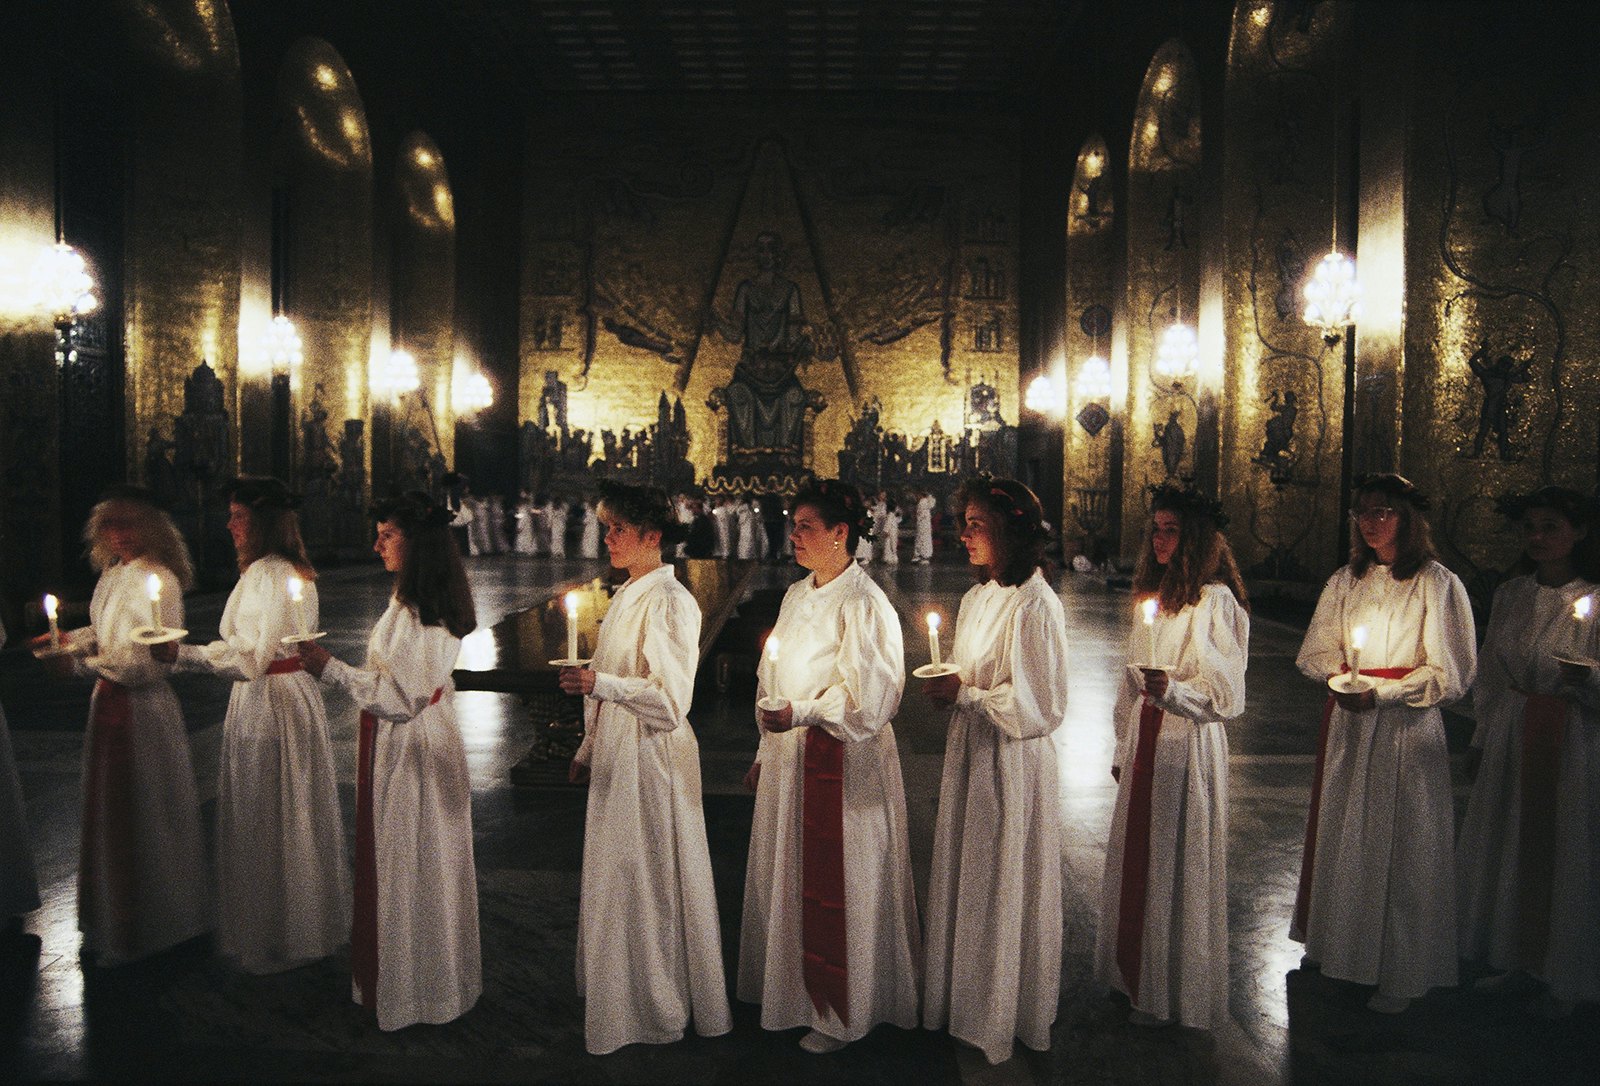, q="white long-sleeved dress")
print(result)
[579,505,601,559]
[176,556,348,973]
[0,616,41,919]
[66,558,209,963]
[924,572,1068,1062]
[737,561,920,1043]
[548,503,569,557]
[1095,584,1248,1028]
[1294,561,1476,999]
[880,511,902,566]
[1457,574,1600,1002]
[736,503,759,561]
[913,496,936,562]
[319,599,481,1030]
[571,564,732,1054]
